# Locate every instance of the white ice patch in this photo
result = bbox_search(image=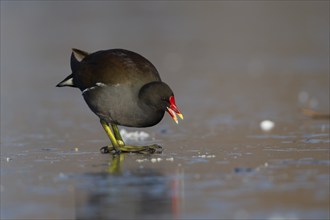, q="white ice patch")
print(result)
[260,120,275,131]
[120,129,150,142]
[136,157,174,163]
